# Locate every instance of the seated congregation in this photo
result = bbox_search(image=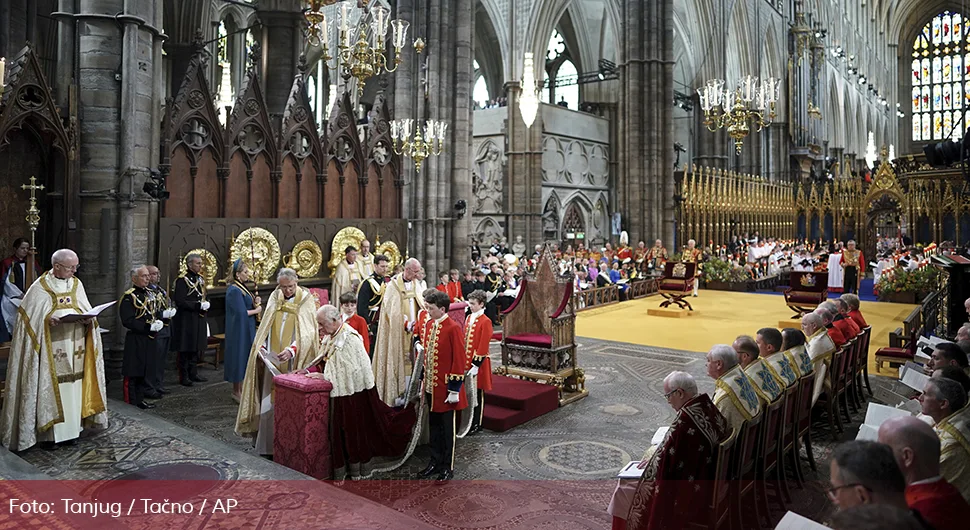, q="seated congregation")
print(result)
[608,293,970,530]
